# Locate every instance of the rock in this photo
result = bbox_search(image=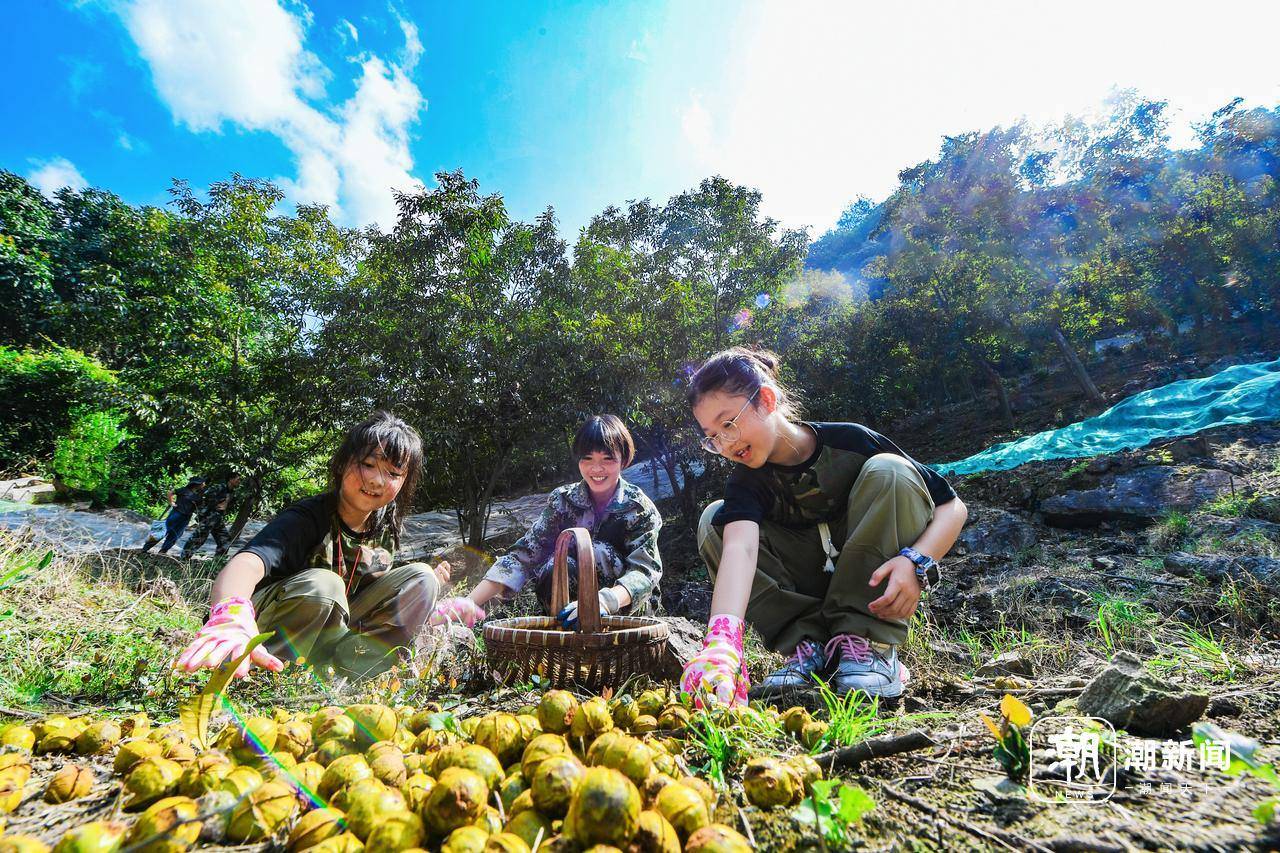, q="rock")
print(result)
[955,509,1038,559]
[1163,552,1280,582]
[1163,435,1212,462]
[1040,466,1235,528]
[0,477,58,504]
[1077,651,1209,736]
[976,651,1035,678]
[657,617,707,680]
[1207,697,1242,718]
[1247,495,1280,524]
